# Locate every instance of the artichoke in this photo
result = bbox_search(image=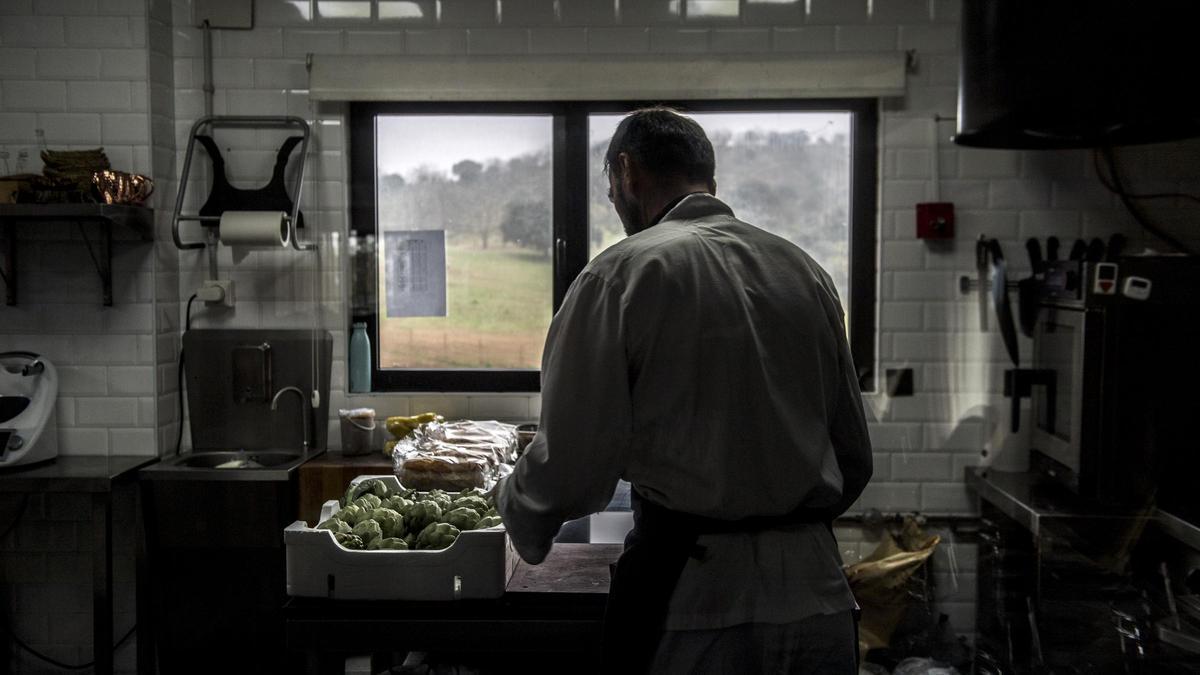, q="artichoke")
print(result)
[371,508,406,539]
[474,515,503,529]
[368,537,409,551]
[383,496,414,514]
[352,518,382,545]
[353,494,383,511]
[450,495,490,515]
[335,504,368,526]
[405,500,442,533]
[316,518,352,535]
[334,532,364,550]
[342,478,390,507]
[416,522,460,550]
[426,490,453,511]
[403,532,417,549]
[441,507,481,531]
